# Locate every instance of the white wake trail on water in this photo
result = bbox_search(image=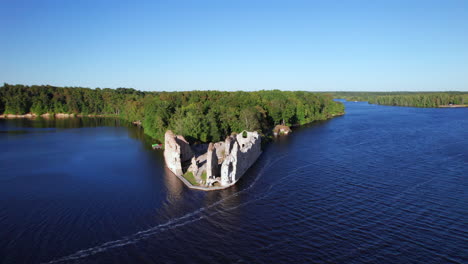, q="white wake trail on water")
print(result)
[43,154,293,264]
